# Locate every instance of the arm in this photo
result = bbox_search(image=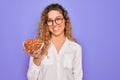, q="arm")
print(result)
[73,45,83,80]
[27,57,42,80]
